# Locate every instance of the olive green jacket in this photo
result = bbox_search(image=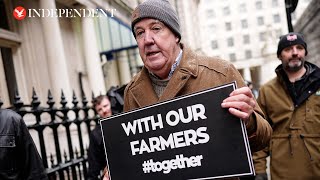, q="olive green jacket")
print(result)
[253,62,320,179]
[124,45,272,153]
